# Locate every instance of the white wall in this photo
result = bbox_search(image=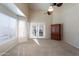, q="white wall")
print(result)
[29,11,52,39]
[18,16,29,43]
[15,4,30,43]
[52,3,79,48]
